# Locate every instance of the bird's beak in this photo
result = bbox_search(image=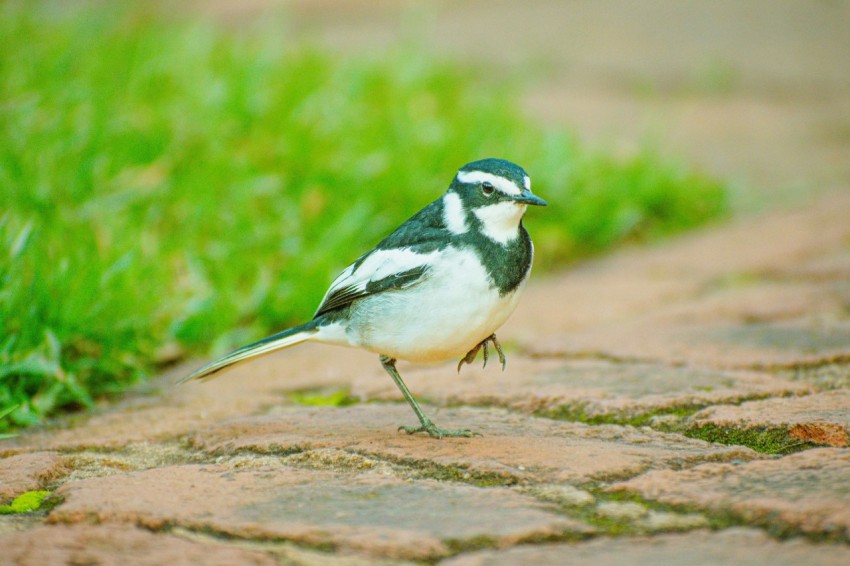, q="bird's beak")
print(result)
[513,190,547,207]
